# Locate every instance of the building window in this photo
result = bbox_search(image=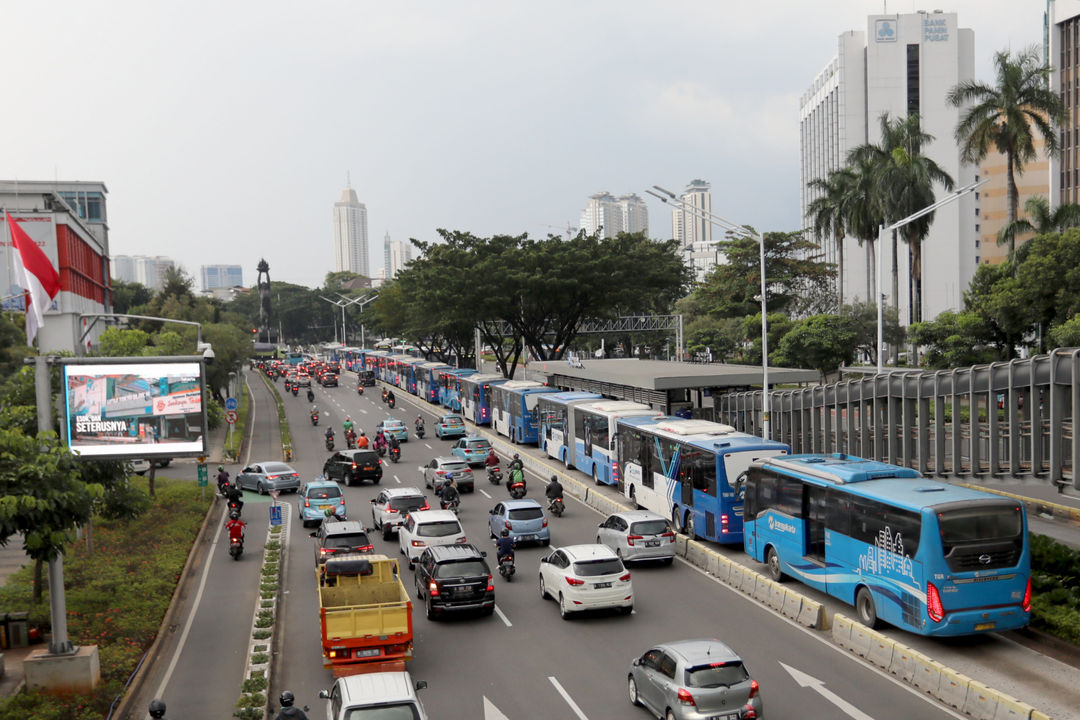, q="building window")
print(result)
[975,192,979,201]
[975,256,980,264]
[975,224,980,233]
[975,239,980,248]
[906,44,920,116]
